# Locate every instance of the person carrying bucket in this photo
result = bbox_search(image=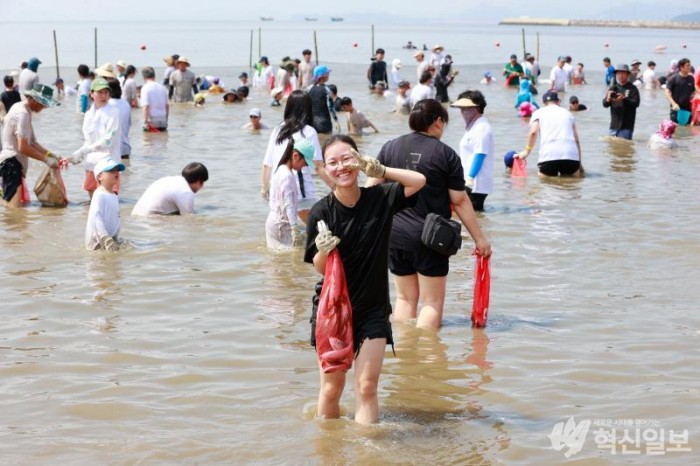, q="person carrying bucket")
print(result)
[664,58,694,125]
